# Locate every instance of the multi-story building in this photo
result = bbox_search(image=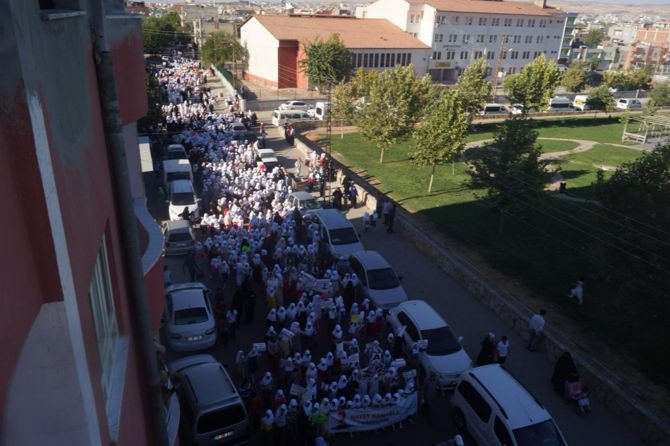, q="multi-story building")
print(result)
[1,0,168,445]
[624,23,670,73]
[240,15,431,89]
[359,0,576,84]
